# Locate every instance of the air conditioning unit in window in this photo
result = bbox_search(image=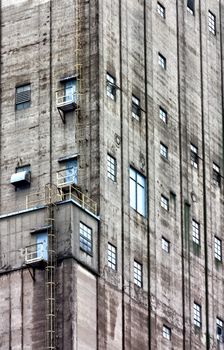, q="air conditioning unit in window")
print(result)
[10,170,31,187]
